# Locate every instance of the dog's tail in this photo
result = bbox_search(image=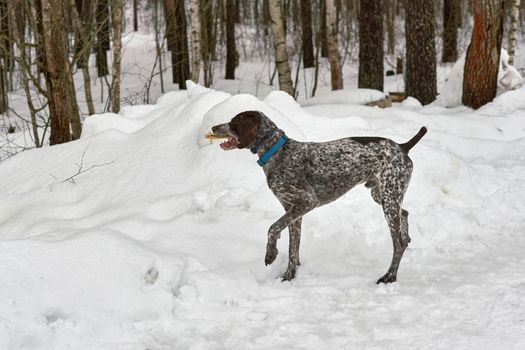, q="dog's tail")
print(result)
[399,127,427,153]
